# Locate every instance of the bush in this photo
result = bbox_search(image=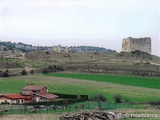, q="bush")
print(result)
[124,98,131,103]
[3,48,8,51]
[29,69,34,74]
[48,65,56,72]
[42,68,49,74]
[1,72,9,77]
[90,94,106,102]
[149,101,160,106]
[46,51,49,54]
[56,65,64,71]
[42,65,64,74]
[114,94,123,103]
[21,69,28,75]
[1,101,10,104]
